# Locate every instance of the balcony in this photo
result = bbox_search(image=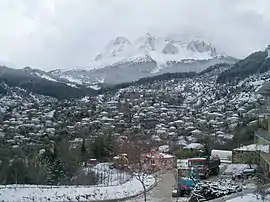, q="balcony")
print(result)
[255,128,270,144]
